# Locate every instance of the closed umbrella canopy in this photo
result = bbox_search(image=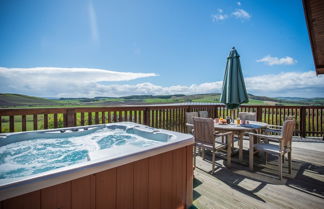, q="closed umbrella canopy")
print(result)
[220,47,249,109]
